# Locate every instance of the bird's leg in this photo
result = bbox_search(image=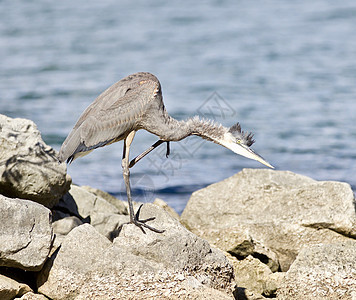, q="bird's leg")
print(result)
[122,132,136,224]
[129,139,170,168]
[121,131,164,234]
[166,142,170,158]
